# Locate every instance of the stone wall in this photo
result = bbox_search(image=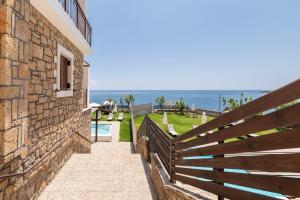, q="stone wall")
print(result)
[136,135,215,200]
[151,153,210,200]
[0,0,91,199]
[73,109,92,154]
